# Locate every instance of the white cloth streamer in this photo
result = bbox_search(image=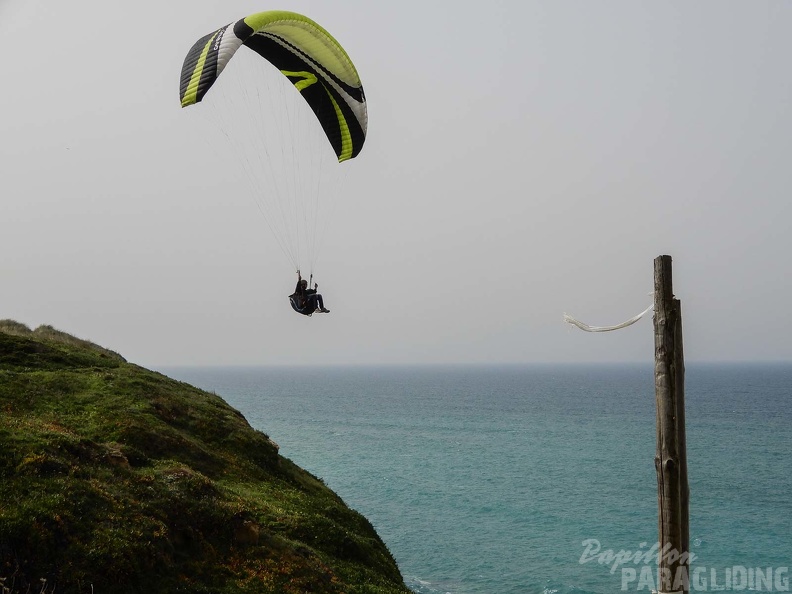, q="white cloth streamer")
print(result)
[563,303,653,332]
